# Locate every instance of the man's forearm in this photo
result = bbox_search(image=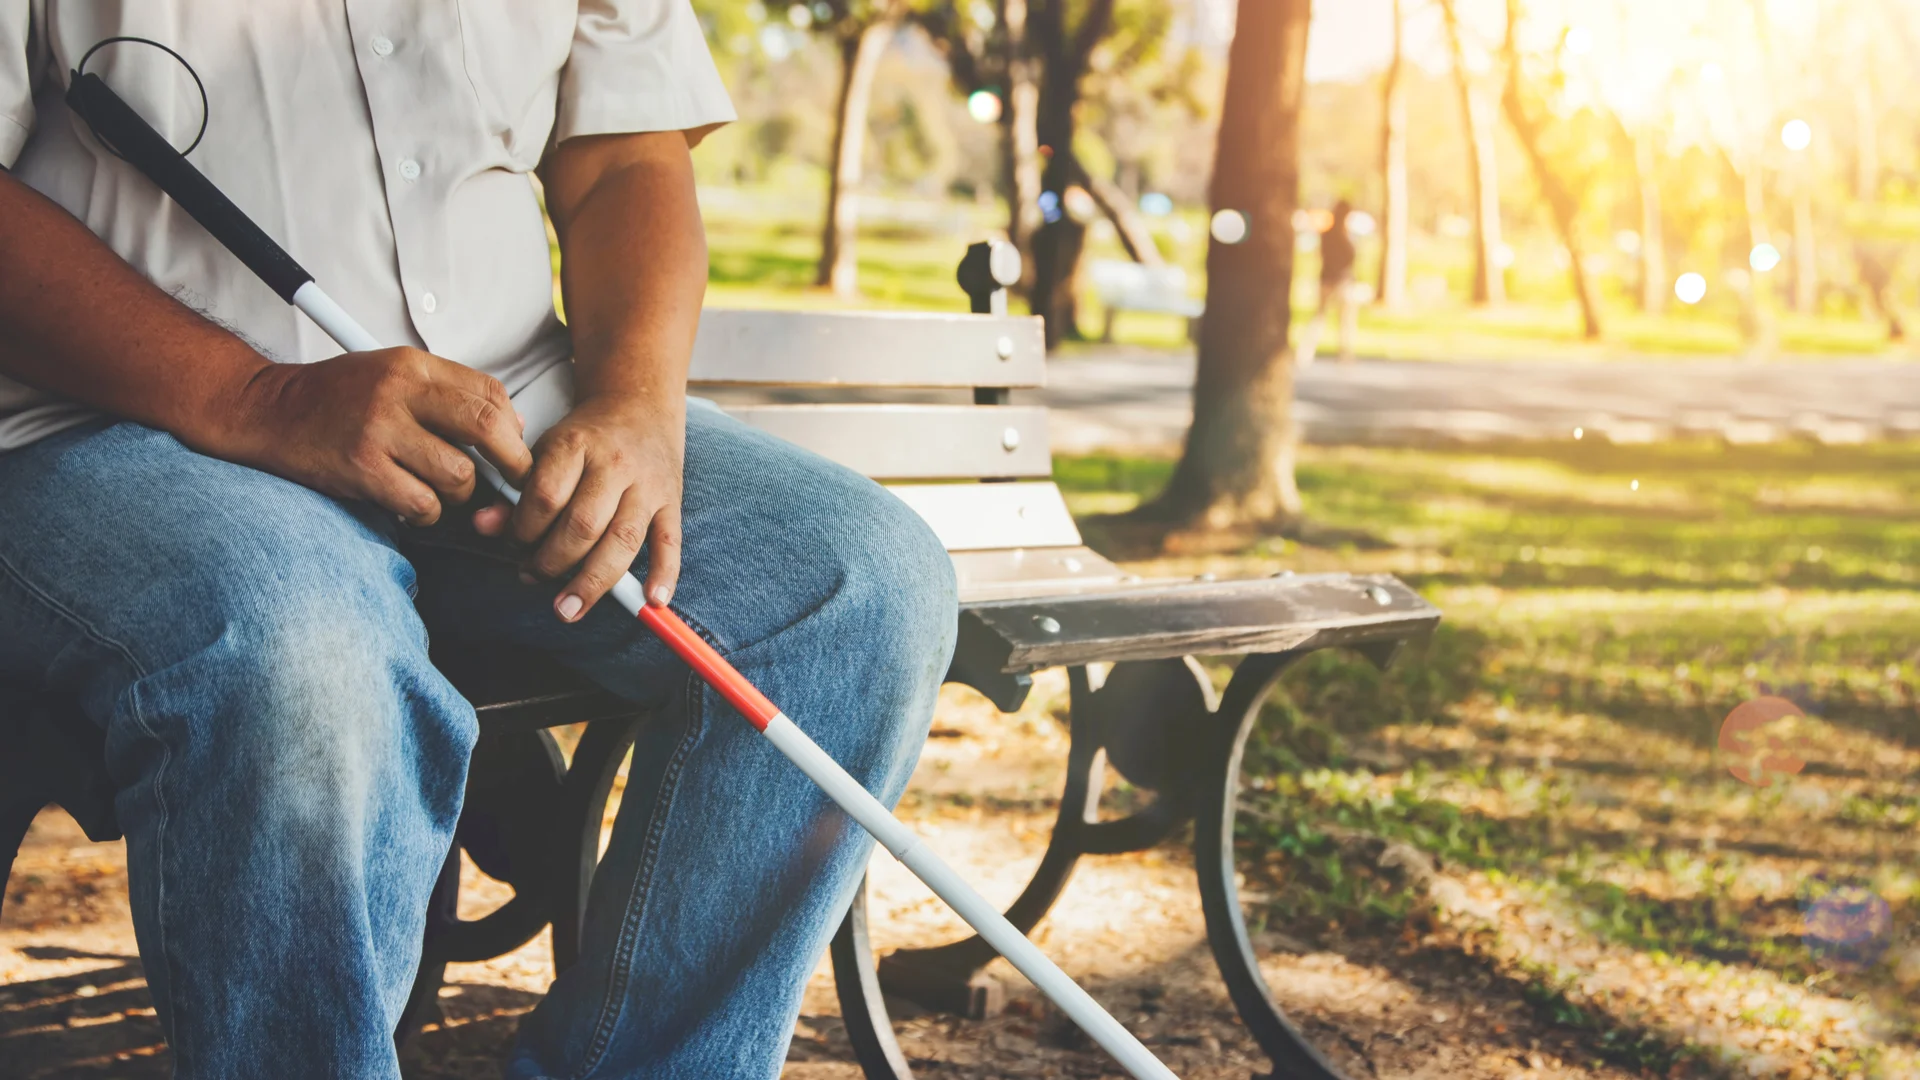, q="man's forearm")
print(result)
[541,133,707,413]
[0,170,268,451]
